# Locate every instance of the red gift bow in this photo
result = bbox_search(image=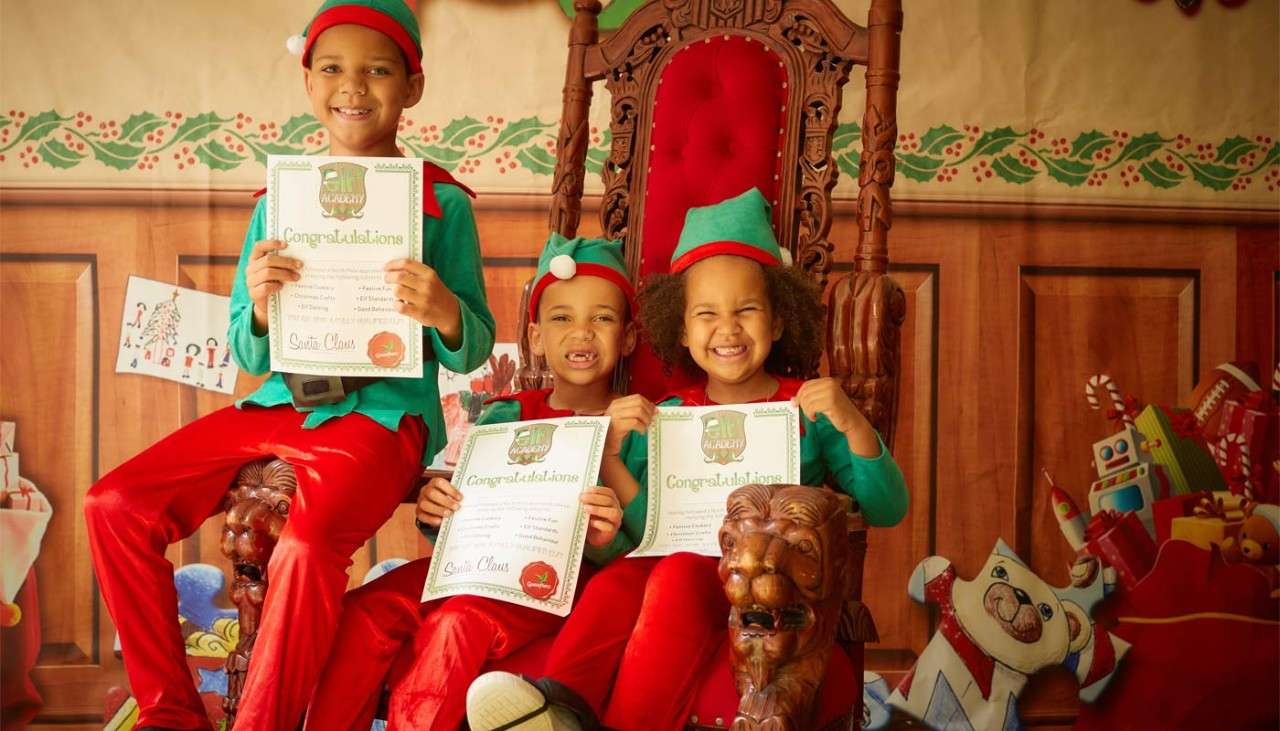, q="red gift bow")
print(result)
[1238,390,1272,412]
[1107,396,1143,425]
[1084,509,1123,541]
[1168,410,1202,440]
[1223,463,1255,498]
